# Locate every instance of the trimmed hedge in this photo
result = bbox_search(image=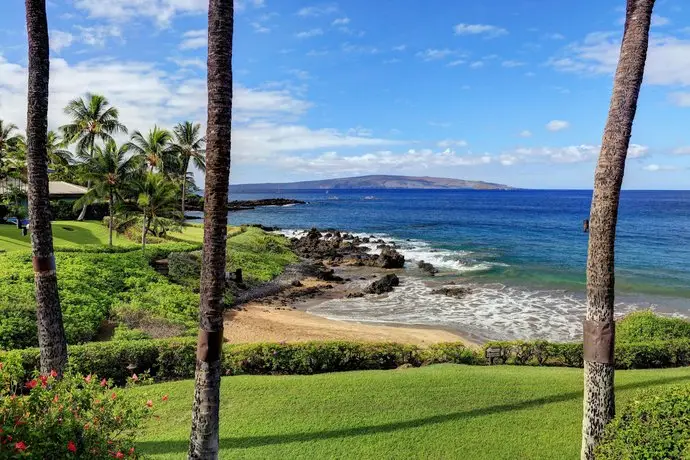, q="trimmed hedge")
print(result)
[0,340,477,386]
[596,385,690,459]
[3,337,690,388]
[617,310,690,343]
